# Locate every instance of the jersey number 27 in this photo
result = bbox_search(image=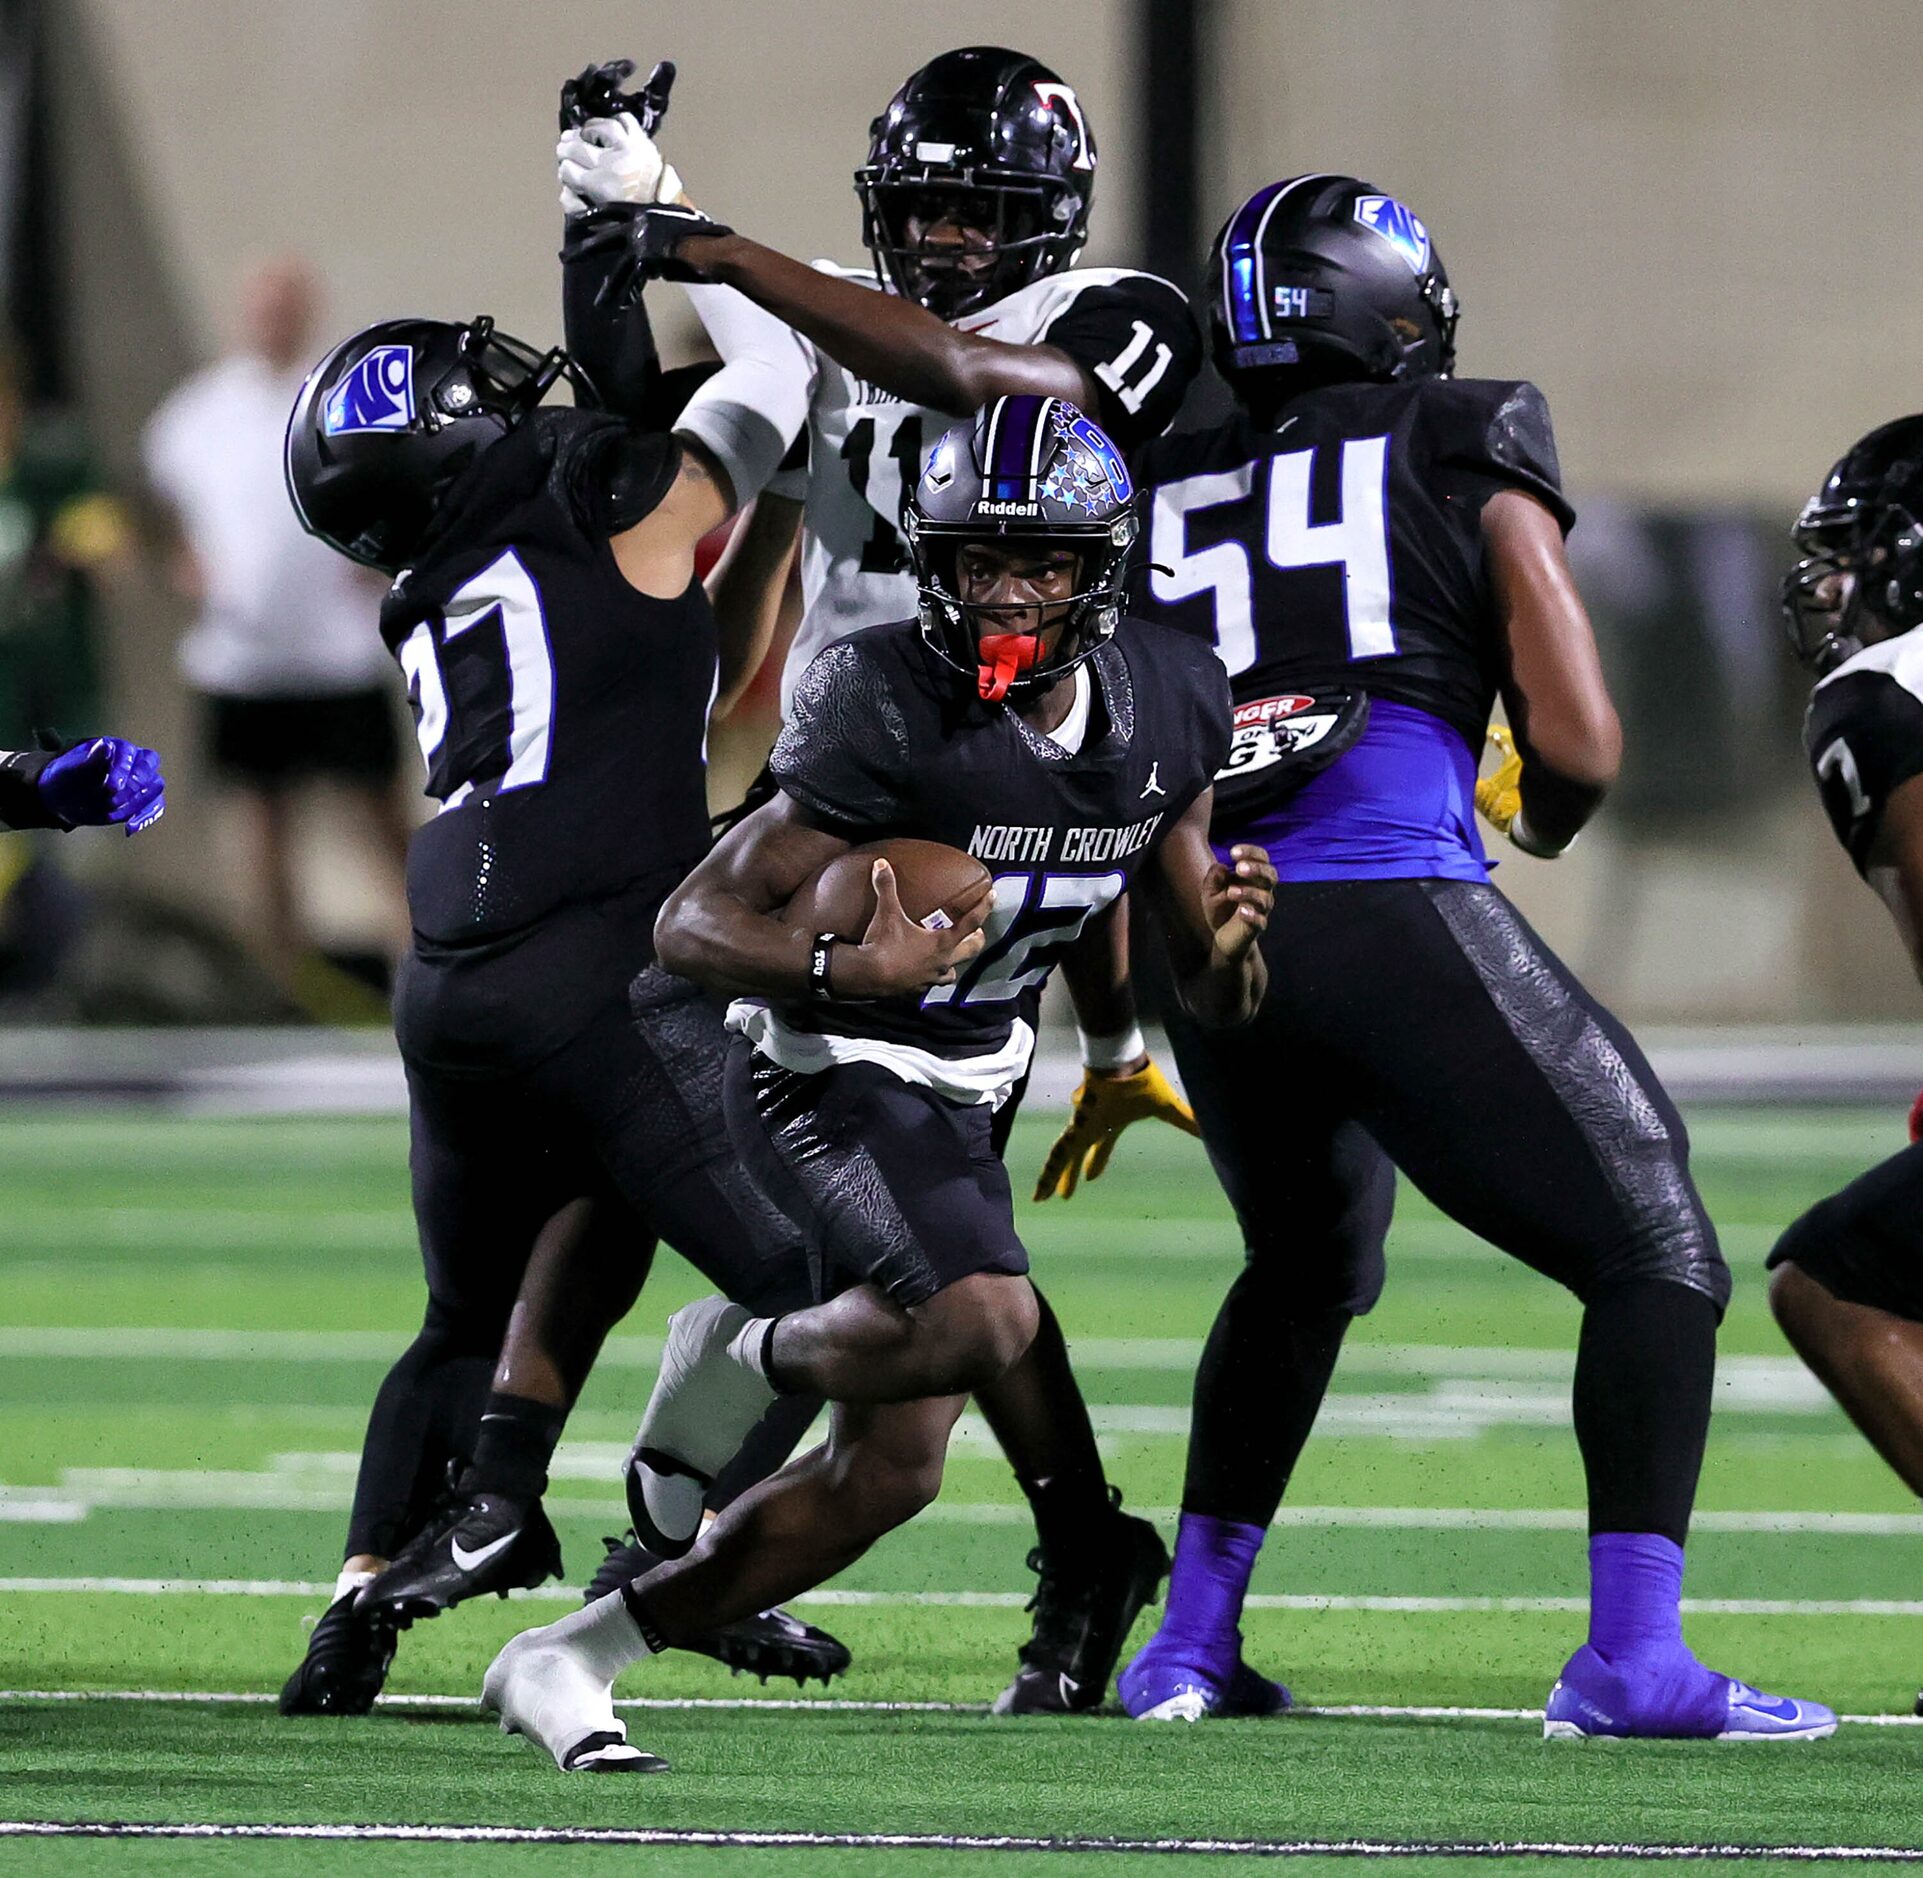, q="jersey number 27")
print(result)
[397,550,554,809]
